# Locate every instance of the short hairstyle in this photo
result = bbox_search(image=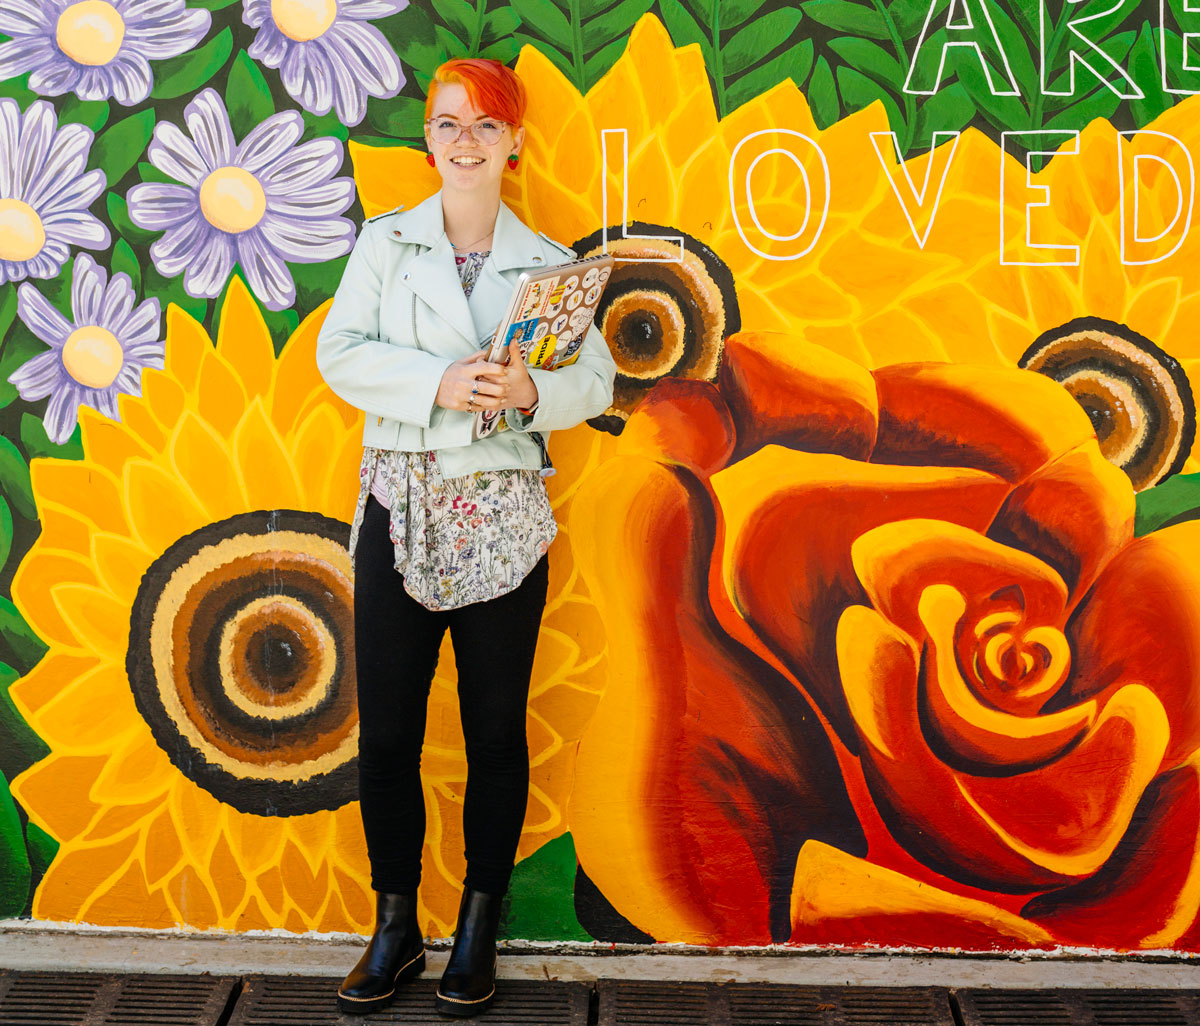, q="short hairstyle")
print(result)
[425,58,527,127]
